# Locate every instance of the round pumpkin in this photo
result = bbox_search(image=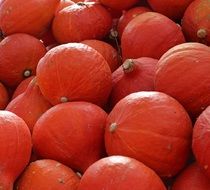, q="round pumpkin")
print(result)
[0,33,46,87]
[99,0,138,10]
[182,0,210,45]
[78,156,166,190]
[32,102,107,173]
[82,39,119,72]
[16,159,80,190]
[0,0,59,37]
[147,0,193,21]
[0,82,9,109]
[52,2,112,43]
[0,111,31,190]
[6,78,52,133]
[192,106,210,179]
[155,42,210,118]
[110,57,158,107]
[172,163,210,190]
[36,43,112,107]
[105,91,192,177]
[121,12,185,60]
